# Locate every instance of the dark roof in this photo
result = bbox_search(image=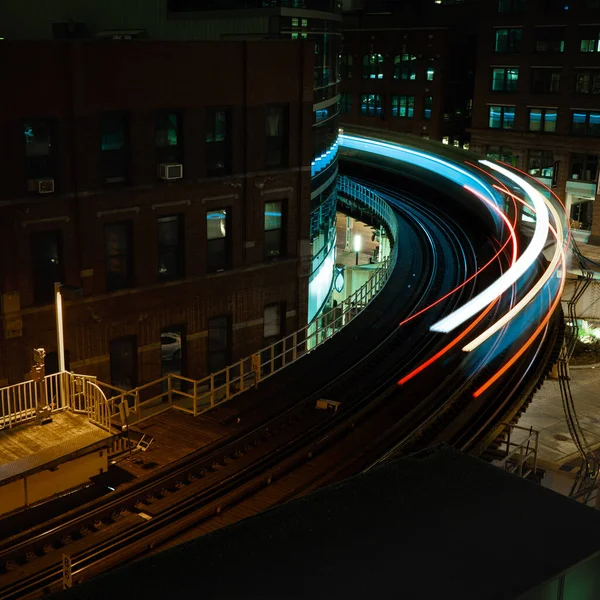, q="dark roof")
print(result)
[61,445,600,600]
